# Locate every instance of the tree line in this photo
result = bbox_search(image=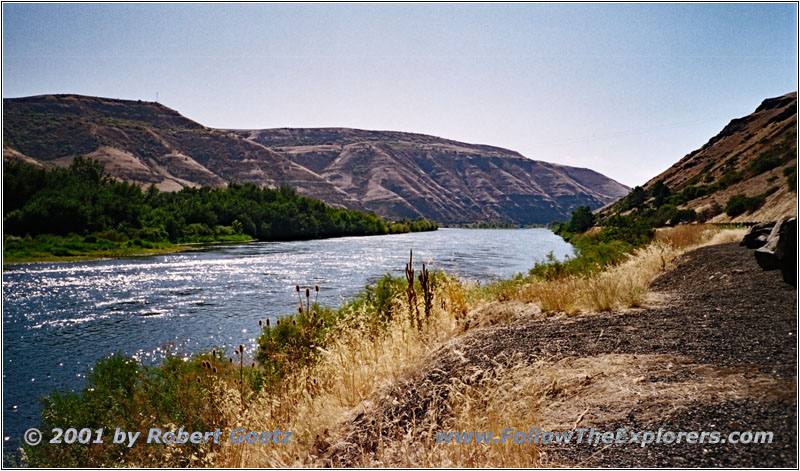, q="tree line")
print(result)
[3,158,436,244]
